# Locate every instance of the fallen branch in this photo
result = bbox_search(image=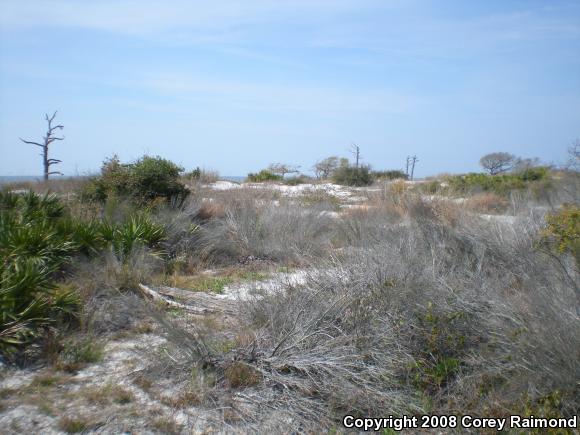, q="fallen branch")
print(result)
[138,283,237,315]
